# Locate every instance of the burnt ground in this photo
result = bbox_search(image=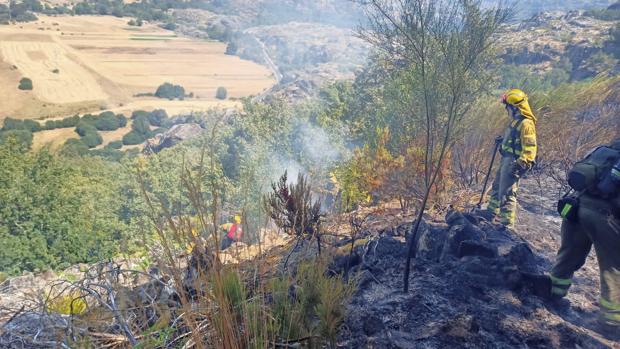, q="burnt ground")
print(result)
[337,175,620,349]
